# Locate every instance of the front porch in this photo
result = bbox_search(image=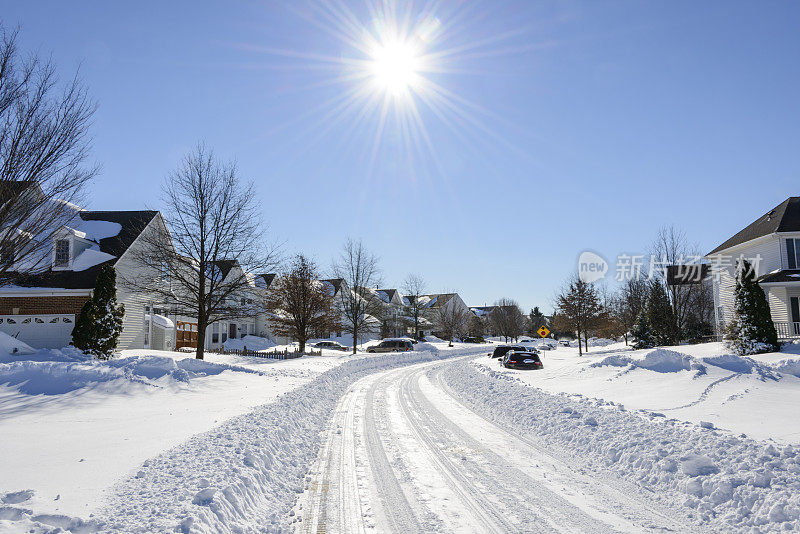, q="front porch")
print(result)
[761,275,800,341]
[775,321,800,340]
